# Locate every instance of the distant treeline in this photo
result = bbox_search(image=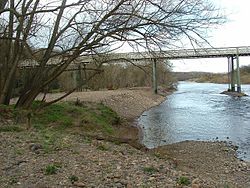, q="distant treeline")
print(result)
[173,65,250,84]
[53,63,176,91]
